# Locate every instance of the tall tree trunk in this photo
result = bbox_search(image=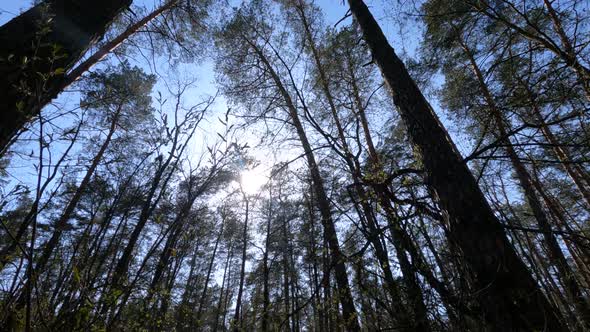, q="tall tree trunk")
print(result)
[460,38,590,328]
[346,1,564,330]
[196,215,225,323]
[245,37,360,331]
[293,3,427,328]
[262,198,272,332]
[0,0,131,153]
[213,240,234,332]
[17,106,121,312]
[527,91,590,208]
[542,0,590,101]
[233,195,249,332]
